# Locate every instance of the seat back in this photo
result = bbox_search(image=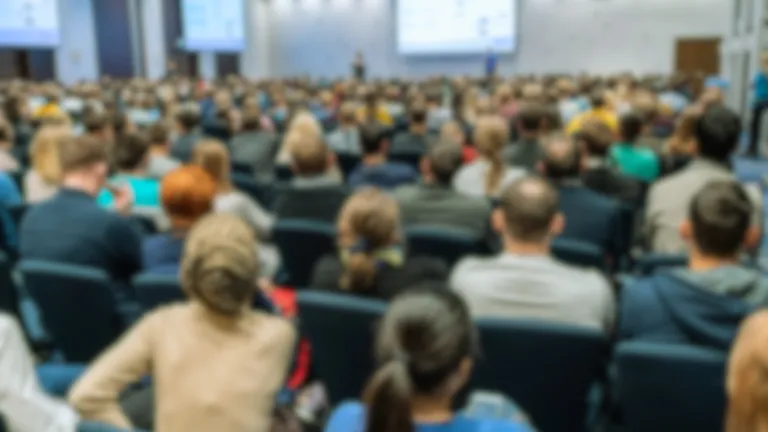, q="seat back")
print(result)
[616,342,726,432]
[275,165,294,181]
[335,152,361,180]
[471,319,607,432]
[552,238,606,271]
[19,260,122,362]
[231,173,273,209]
[231,161,254,176]
[133,273,185,311]
[389,150,423,170]
[297,291,386,404]
[273,220,335,287]
[0,252,19,318]
[405,226,488,266]
[636,253,687,275]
